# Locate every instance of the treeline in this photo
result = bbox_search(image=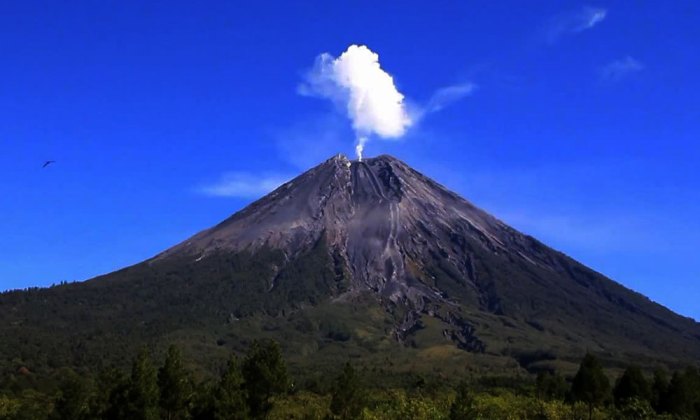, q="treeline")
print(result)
[1,340,291,420]
[1,341,699,419]
[529,354,700,419]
